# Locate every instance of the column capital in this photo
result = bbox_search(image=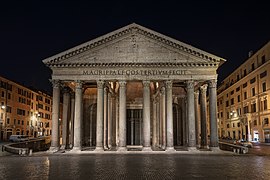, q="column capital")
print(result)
[142,80,151,87]
[208,79,217,88]
[194,91,199,99]
[186,80,194,89]
[165,80,173,89]
[62,86,71,94]
[160,86,166,95]
[118,80,127,87]
[50,79,61,88]
[200,84,208,94]
[97,80,105,89]
[75,80,83,89]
